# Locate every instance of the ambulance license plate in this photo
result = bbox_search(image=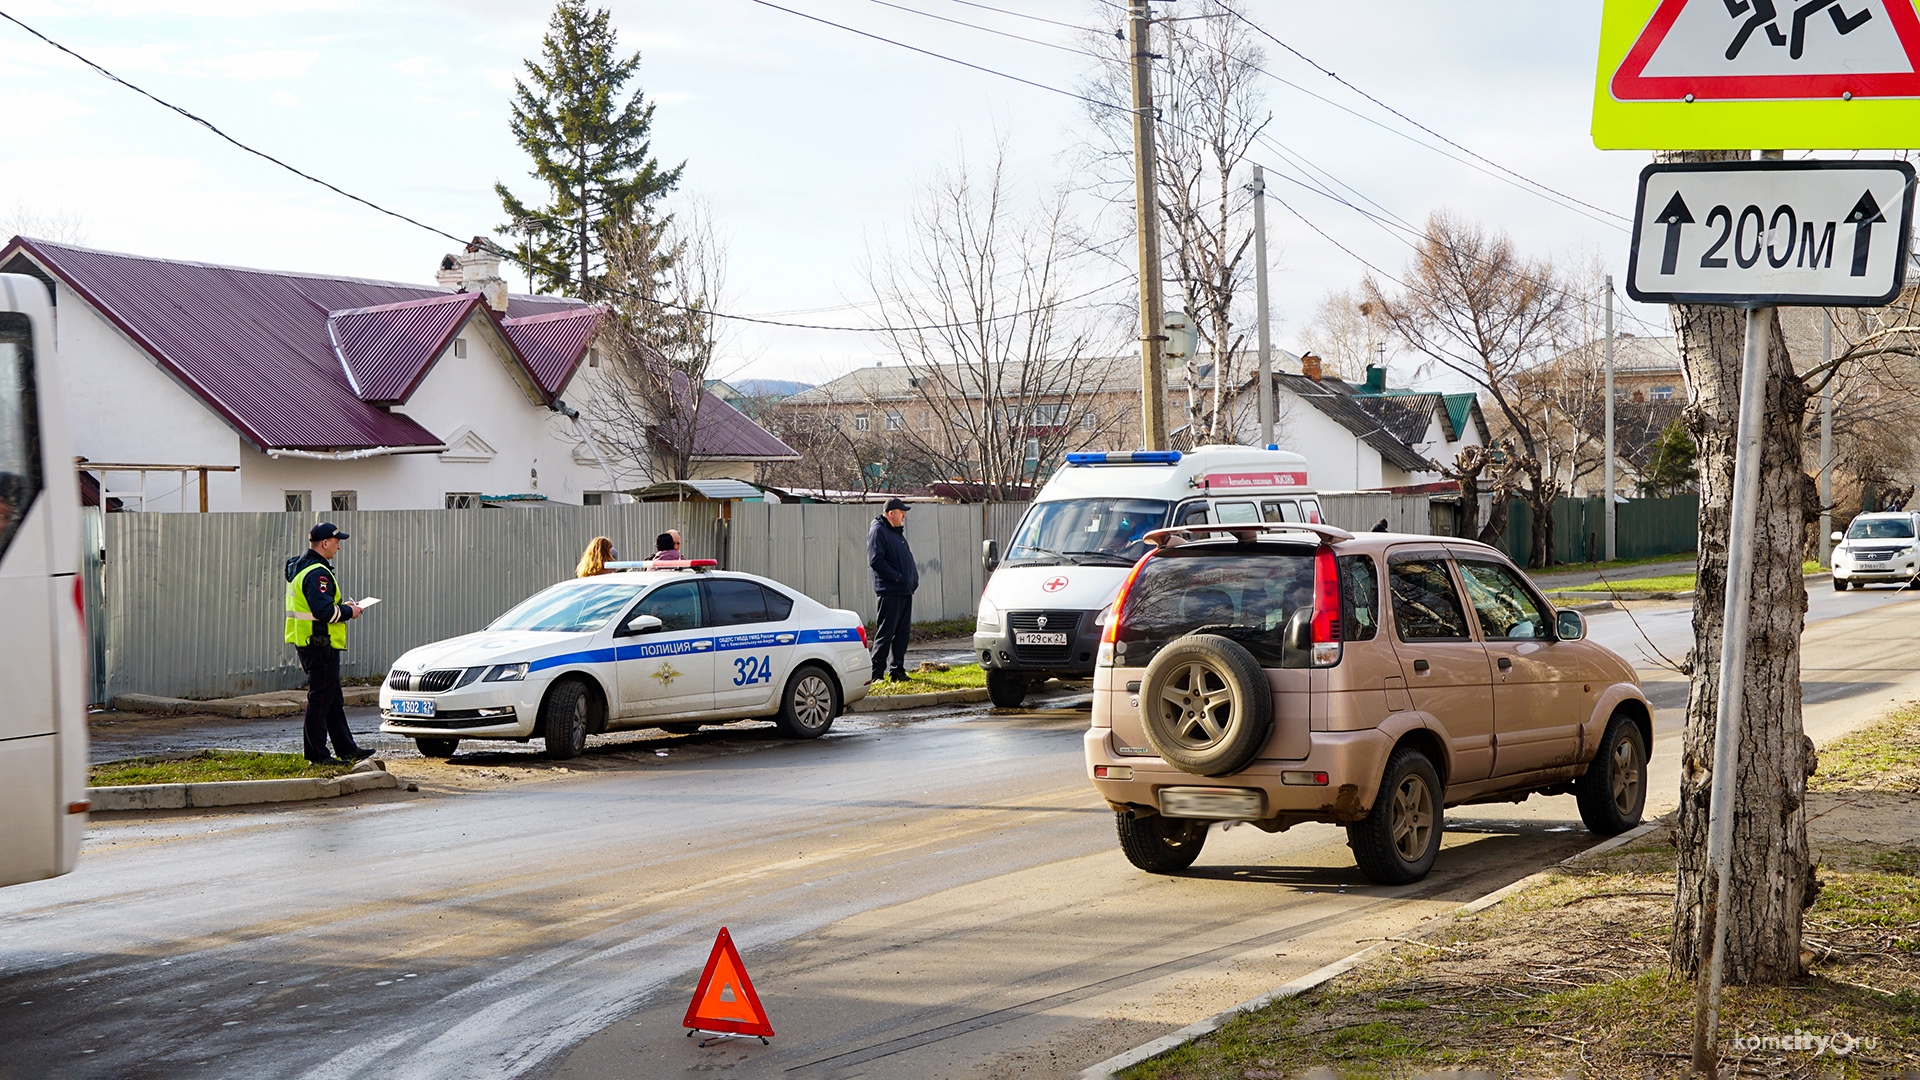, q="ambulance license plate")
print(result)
[1159,787,1263,819]
[391,698,436,718]
[1015,632,1068,646]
